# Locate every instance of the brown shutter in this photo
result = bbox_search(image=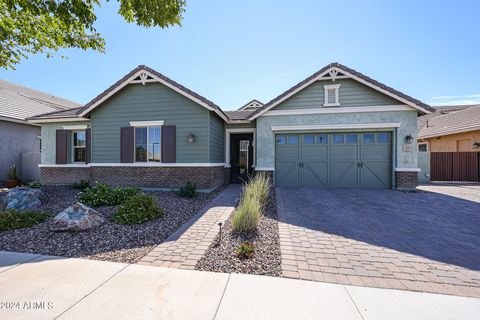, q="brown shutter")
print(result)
[120,127,135,163]
[85,128,92,164]
[161,125,176,163]
[56,129,68,164]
